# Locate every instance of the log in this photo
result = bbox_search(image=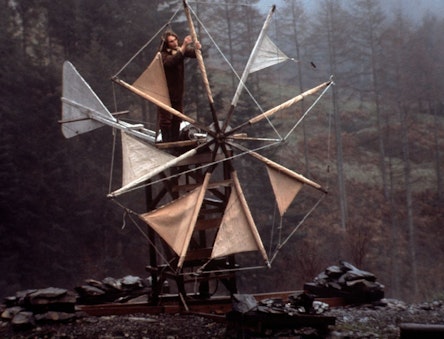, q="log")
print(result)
[399,323,444,339]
